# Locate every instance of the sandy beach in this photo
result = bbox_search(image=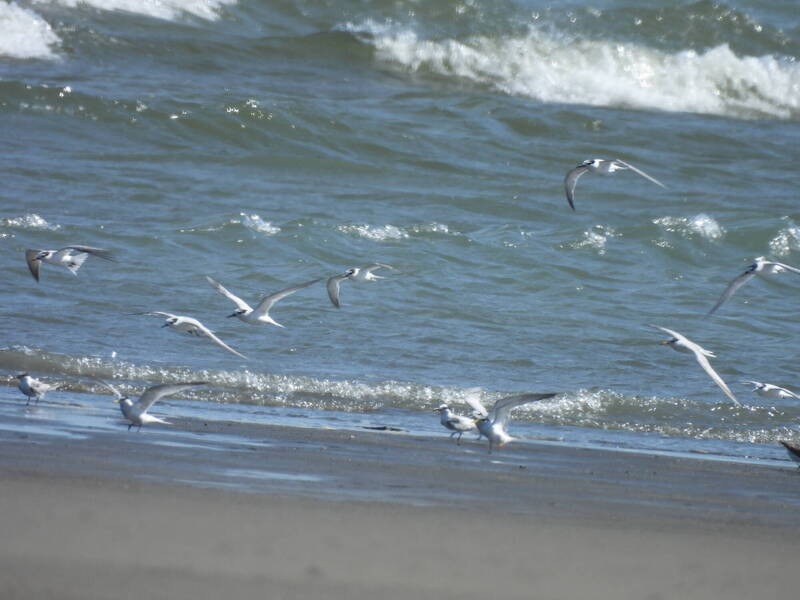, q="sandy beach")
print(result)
[1,396,799,600]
